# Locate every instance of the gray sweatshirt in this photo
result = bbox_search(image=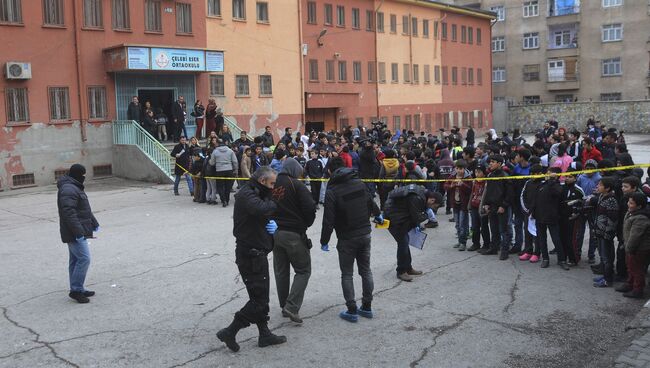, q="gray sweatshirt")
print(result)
[209,145,238,174]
